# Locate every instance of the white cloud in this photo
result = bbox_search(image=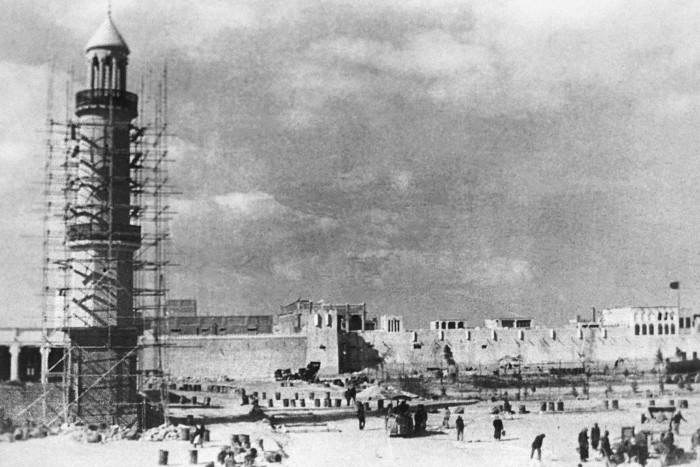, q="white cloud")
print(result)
[213,191,284,217]
[465,257,535,287]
